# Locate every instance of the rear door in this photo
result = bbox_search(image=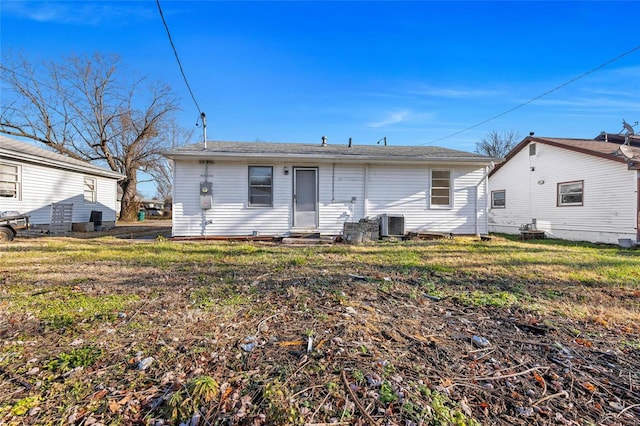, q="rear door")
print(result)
[293,168,318,228]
